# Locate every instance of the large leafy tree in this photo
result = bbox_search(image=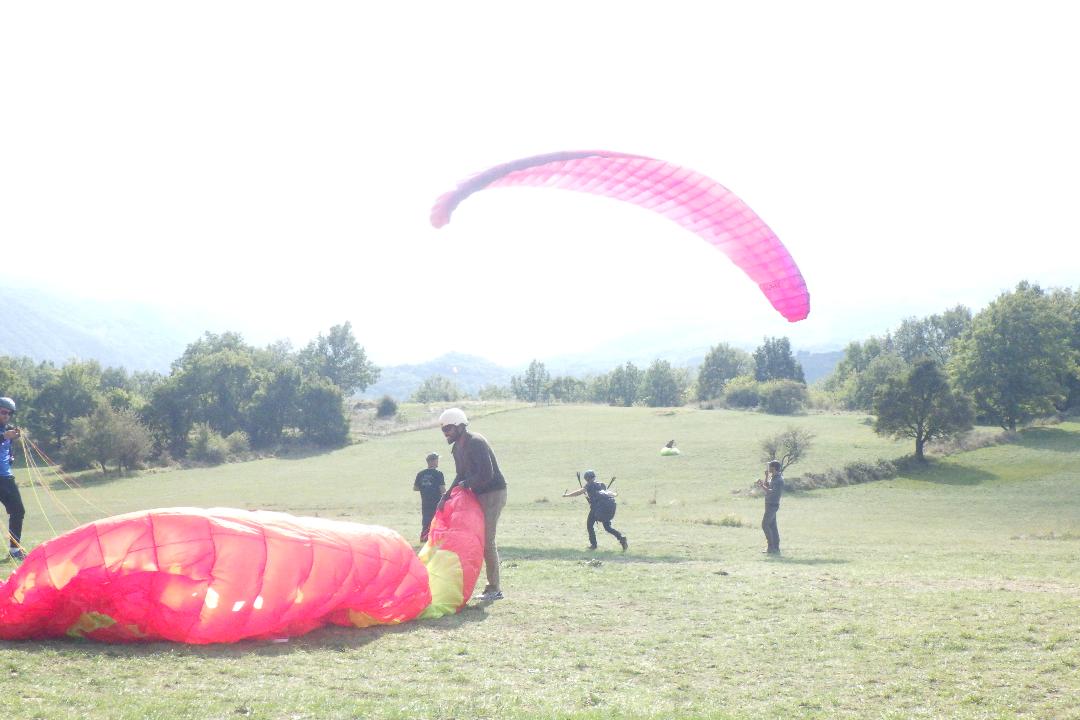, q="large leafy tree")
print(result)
[298,322,379,395]
[295,377,349,446]
[874,358,973,460]
[65,403,152,473]
[641,359,687,407]
[1048,287,1080,412]
[28,360,102,447]
[753,337,805,383]
[697,343,751,401]
[893,306,972,365]
[950,282,1076,431]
